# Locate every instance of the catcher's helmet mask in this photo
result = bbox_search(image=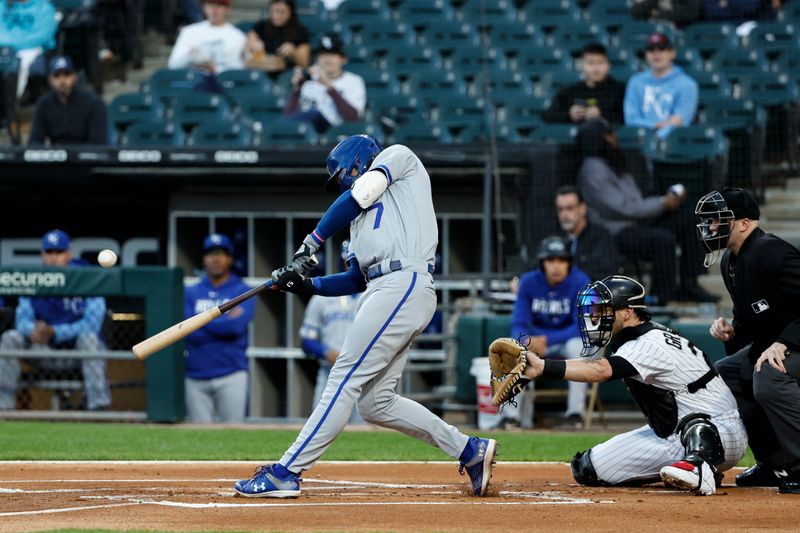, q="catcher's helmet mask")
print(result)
[576,275,648,357]
[695,191,735,267]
